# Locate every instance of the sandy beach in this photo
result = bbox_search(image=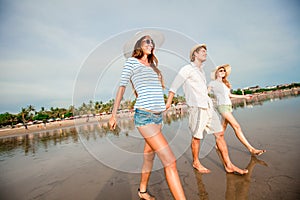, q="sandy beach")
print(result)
[0,92,299,200]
